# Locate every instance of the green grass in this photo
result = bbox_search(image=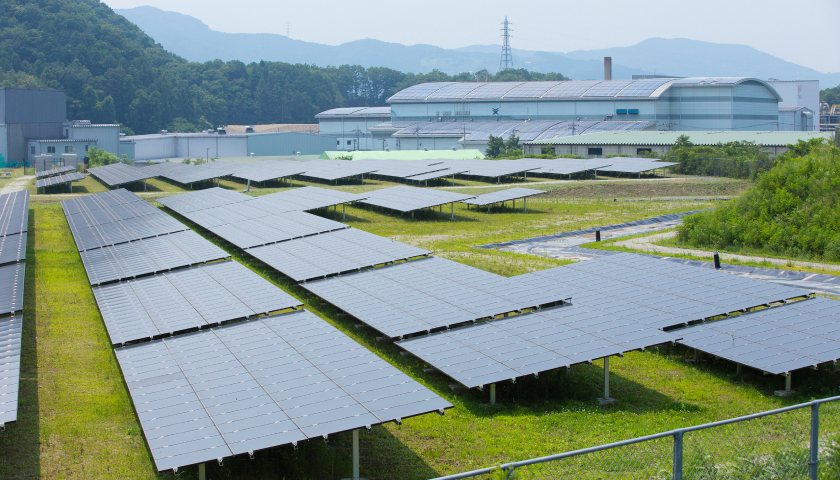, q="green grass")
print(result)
[6,177,840,479]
